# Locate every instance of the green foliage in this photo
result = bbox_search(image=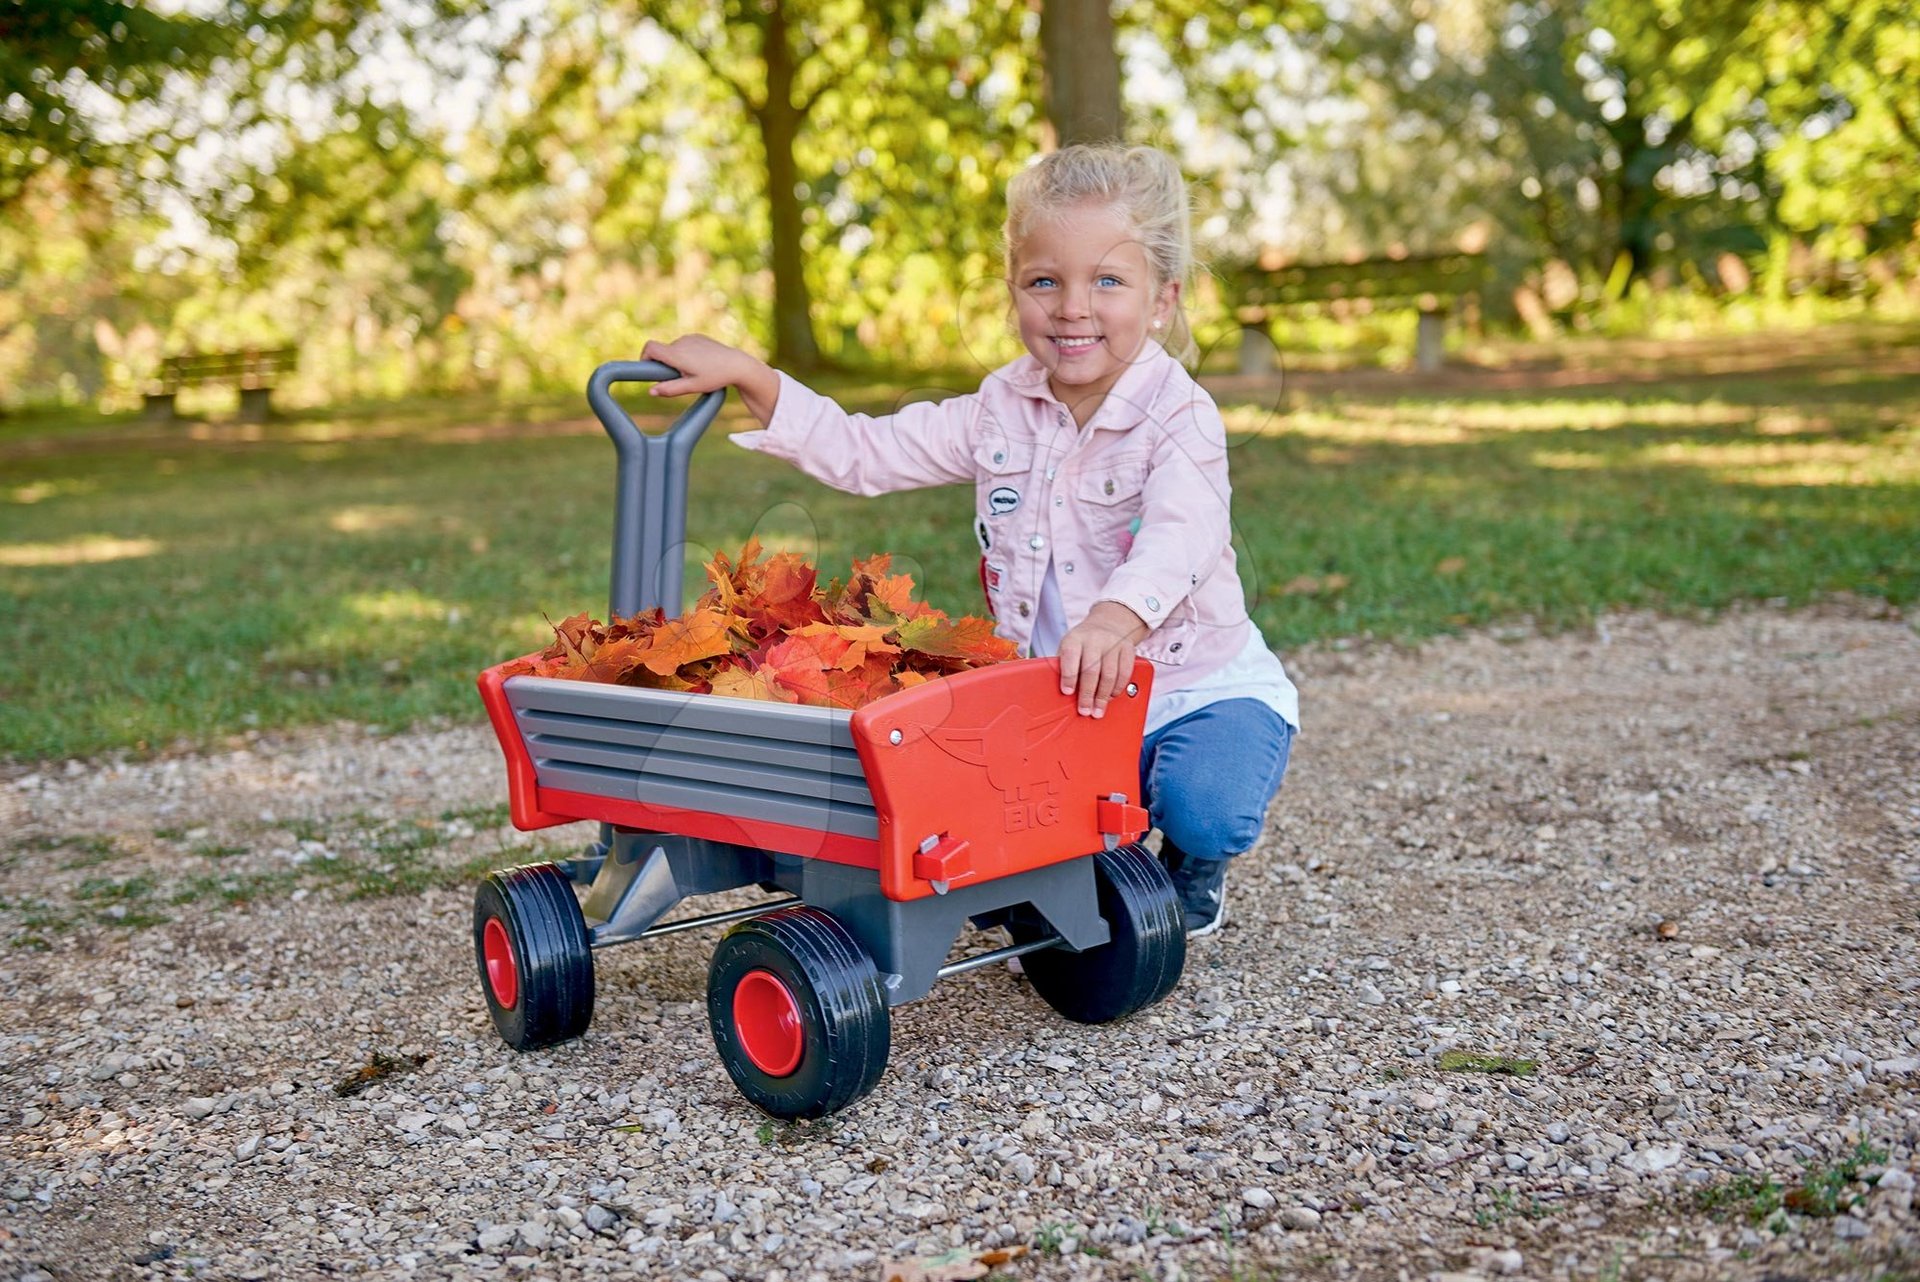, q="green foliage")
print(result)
[0,0,248,207]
